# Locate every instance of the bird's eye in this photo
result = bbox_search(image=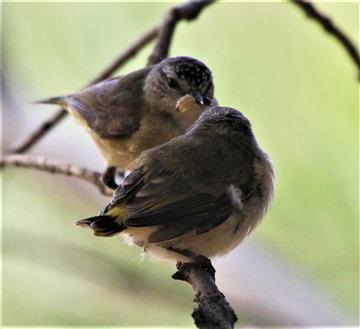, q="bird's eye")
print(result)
[167,77,178,89]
